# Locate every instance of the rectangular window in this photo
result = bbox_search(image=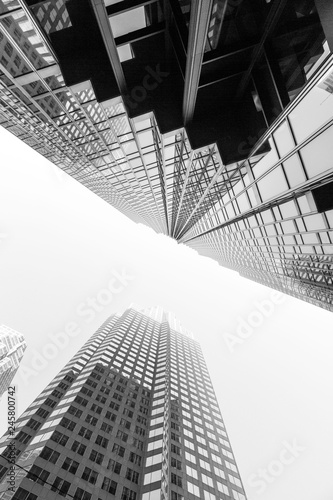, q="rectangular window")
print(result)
[62,457,79,474]
[50,431,68,446]
[73,488,92,500]
[171,457,182,470]
[125,468,139,484]
[95,435,108,448]
[101,478,117,495]
[101,422,113,434]
[89,450,104,465]
[60,417,76,431]
[78,426,92,439]
[51,477,71,496]
[171,473,182,487]
[112,443,125,457]
[121,486,137,500]
[26,465,50,485]
[105,411,116,422]
[107,459,122,473]
[71,441,86,455]
[68,406,83,418]
[85,414,98,425]
[82,467,98,485]
[116,430,128,442]
[40,446,60,464]
[129,451,141,466]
